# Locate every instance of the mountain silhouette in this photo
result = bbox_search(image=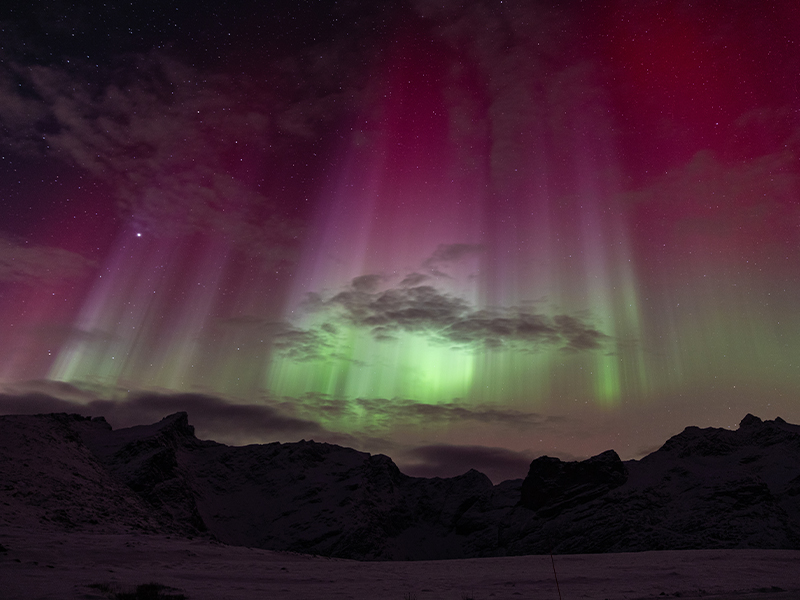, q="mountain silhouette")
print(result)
[2,411,800,560]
